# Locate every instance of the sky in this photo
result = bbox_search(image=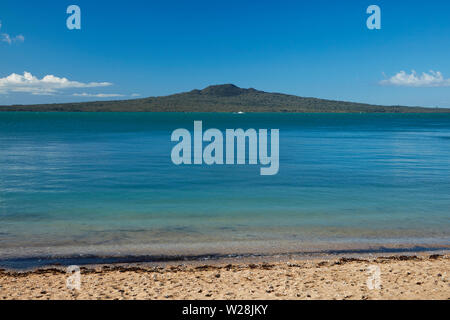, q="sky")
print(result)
[0,0,449,107]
